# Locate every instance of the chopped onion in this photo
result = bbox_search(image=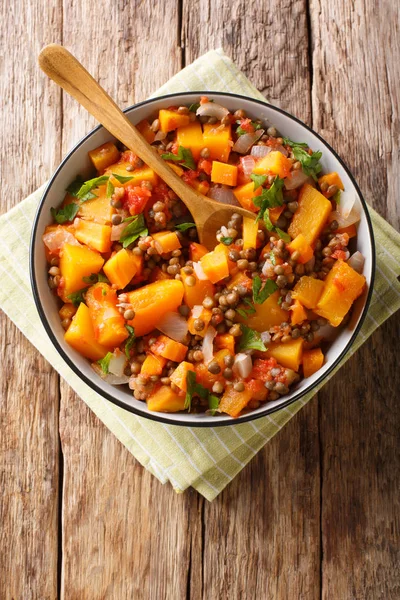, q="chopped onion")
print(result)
[191,305,203,320]
[337,190,361,219]
[329,209,360,228]
[347,251,365,274]
[111,222,127,241]
[208,185,240,206]
[233,129,264,154]
[262,259,275,278]
[284,169,310,190]
[317,323,337,342]
[193,261,208,281]
[157,311,188,342]
[261,331,271,344]
[196,102,229,120]
[42,226,81,254]
[274,144,288,157]
[233,353,252,379]
[251,145,272,158]
[240,155,256,176]
[91,362,130,386]
[220,225,229,237]
[108,349,128,377]
[202,326,217,364]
